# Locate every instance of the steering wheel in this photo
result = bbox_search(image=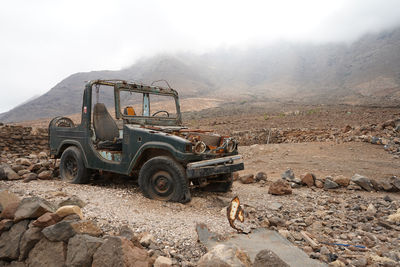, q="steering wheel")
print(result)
[152,110,170,117]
